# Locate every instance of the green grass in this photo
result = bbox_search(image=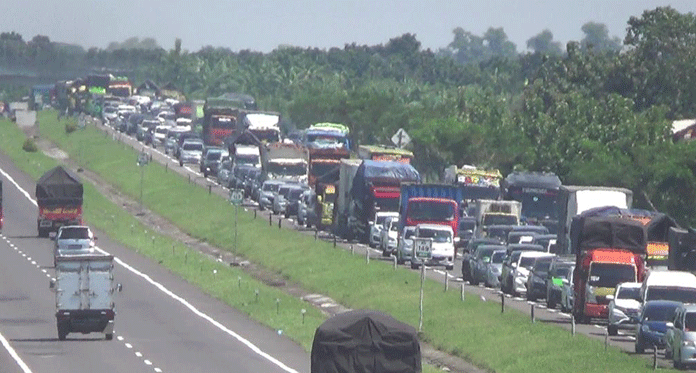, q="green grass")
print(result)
[0,111,668,372]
